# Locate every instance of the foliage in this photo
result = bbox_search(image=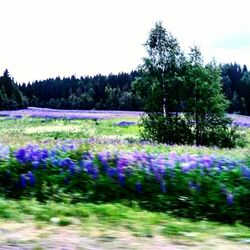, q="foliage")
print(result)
[4,63,246,115]
[133,23,243,148]
[0,69,27,110]
[139,113,194,145]
[221,63,250,115]
[183,52,240,147]
[0,143,249,225]
[19,72,142,111]
[133,22,184,114]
